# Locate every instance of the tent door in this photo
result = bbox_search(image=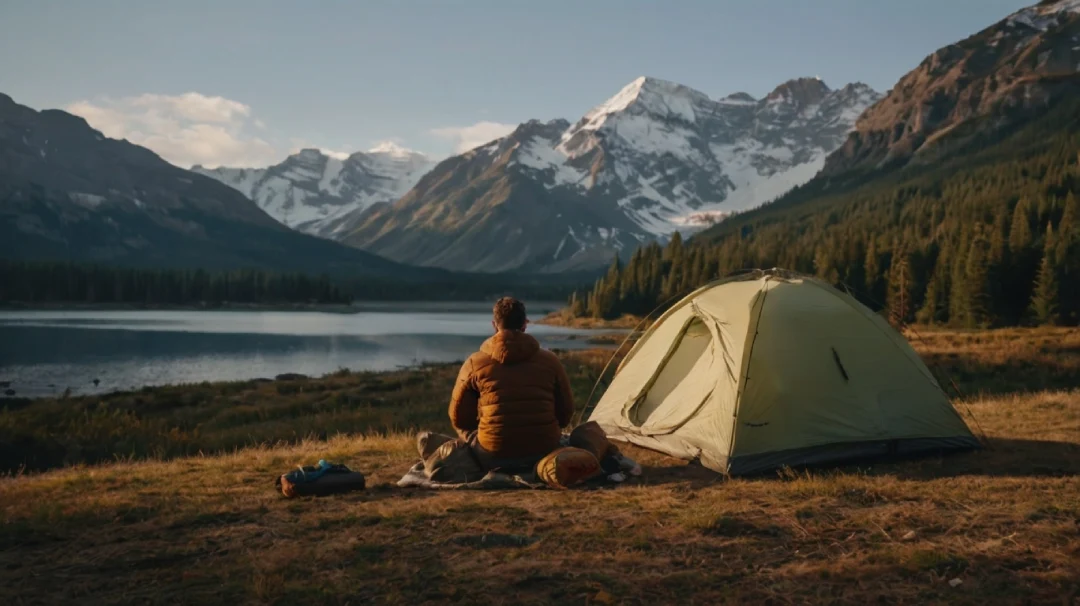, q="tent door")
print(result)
[621,307,720,436]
